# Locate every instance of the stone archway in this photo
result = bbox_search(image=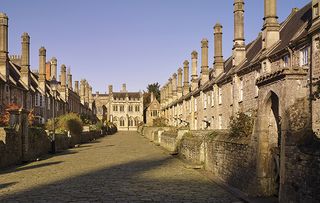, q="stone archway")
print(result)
[257,91,281,196]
